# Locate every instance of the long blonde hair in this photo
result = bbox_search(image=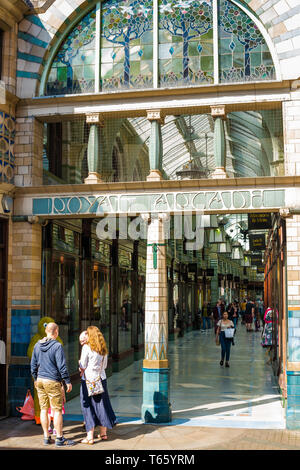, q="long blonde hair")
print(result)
[87,326,108,356]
